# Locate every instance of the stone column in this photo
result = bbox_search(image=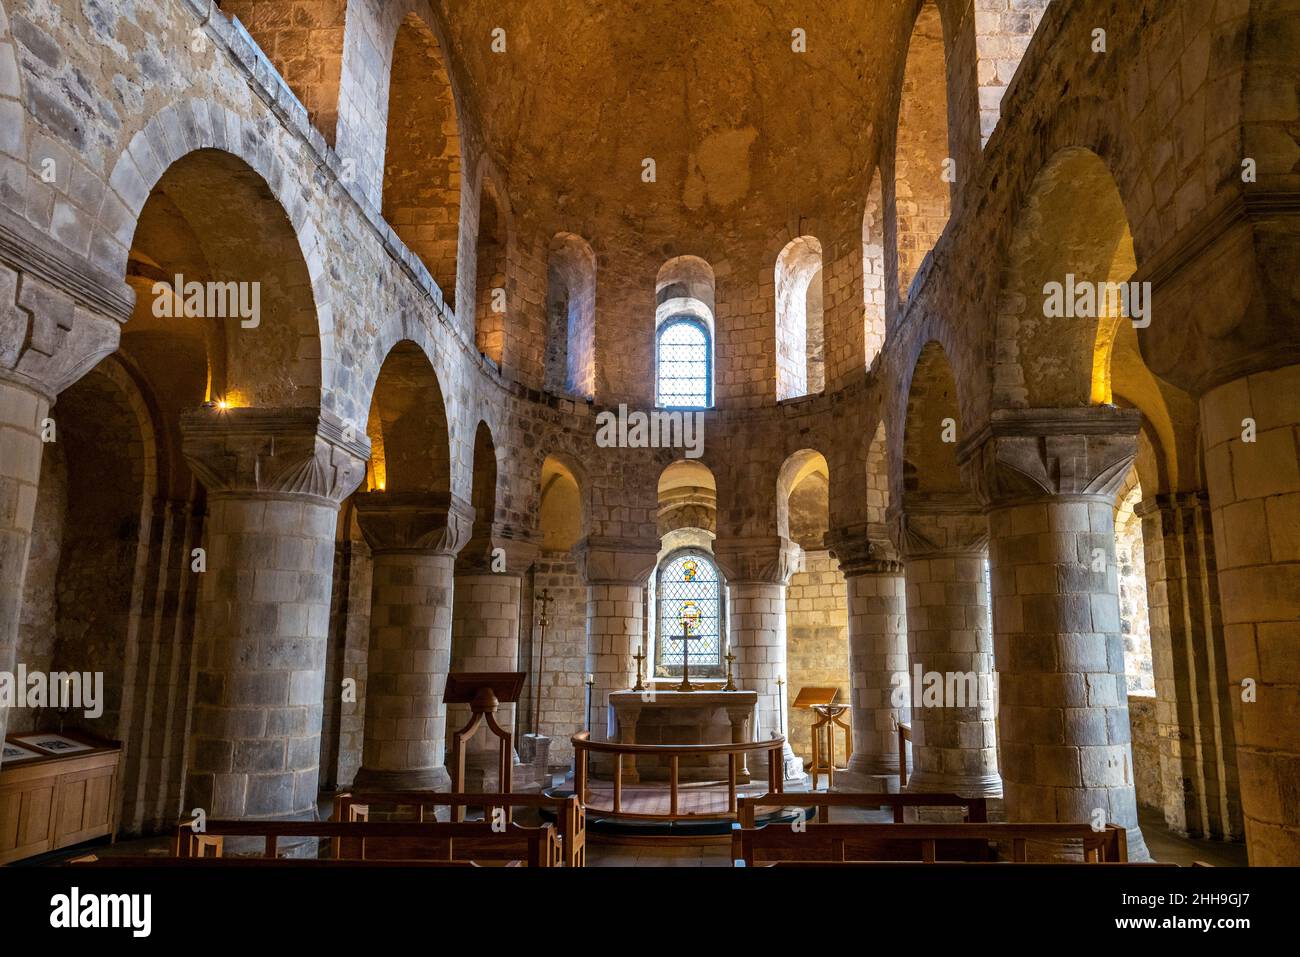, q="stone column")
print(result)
[448,534,539,790]
[895,504,1001,798]
[1199,363,1300,864]
[351,491,472,791]
[715,536,805,784]
[181,407,368,819]
[574,537,658,744]
[961,407,1149,860]
[0,375,50,761]
[1137,492,1241,841]
[825,525,909,792]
